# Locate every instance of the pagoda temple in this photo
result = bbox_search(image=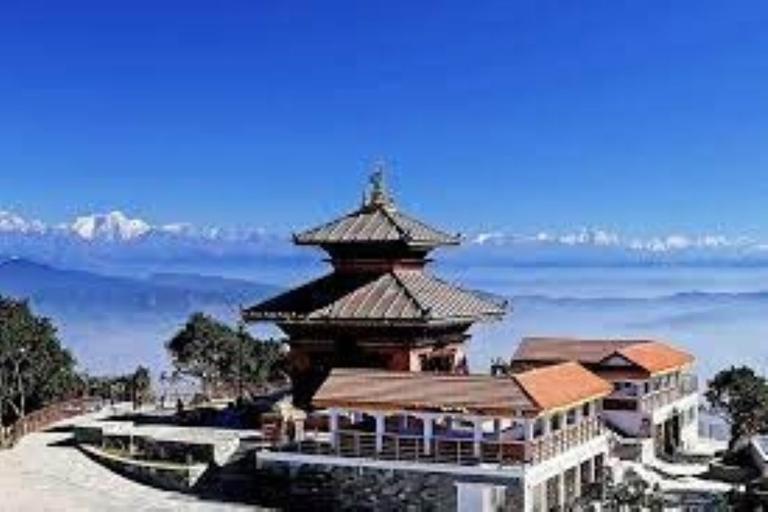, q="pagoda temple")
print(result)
[243,168,507,406]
